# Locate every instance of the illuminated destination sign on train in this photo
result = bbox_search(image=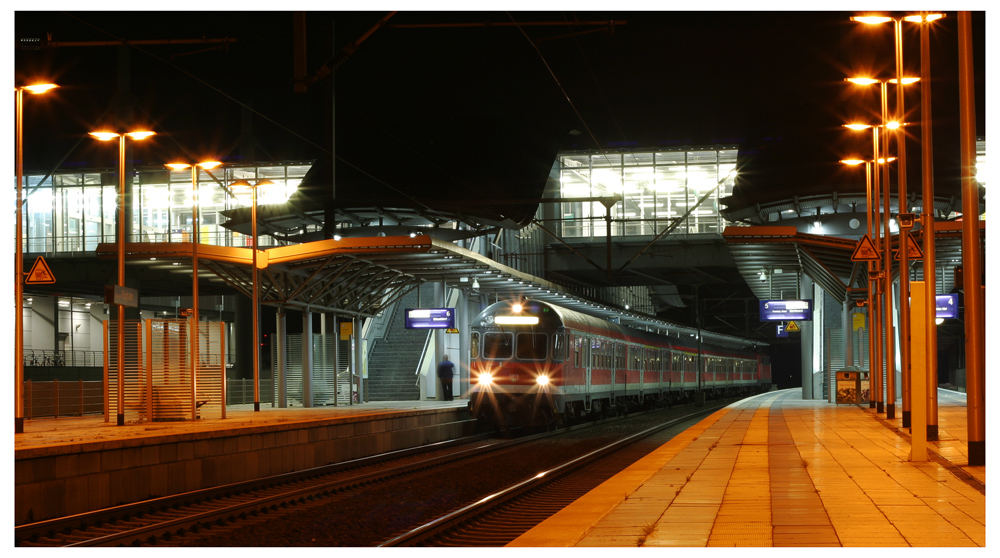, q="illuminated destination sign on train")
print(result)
[936,294,958,319]
[759,300,813,321]
[404,308,456,329]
